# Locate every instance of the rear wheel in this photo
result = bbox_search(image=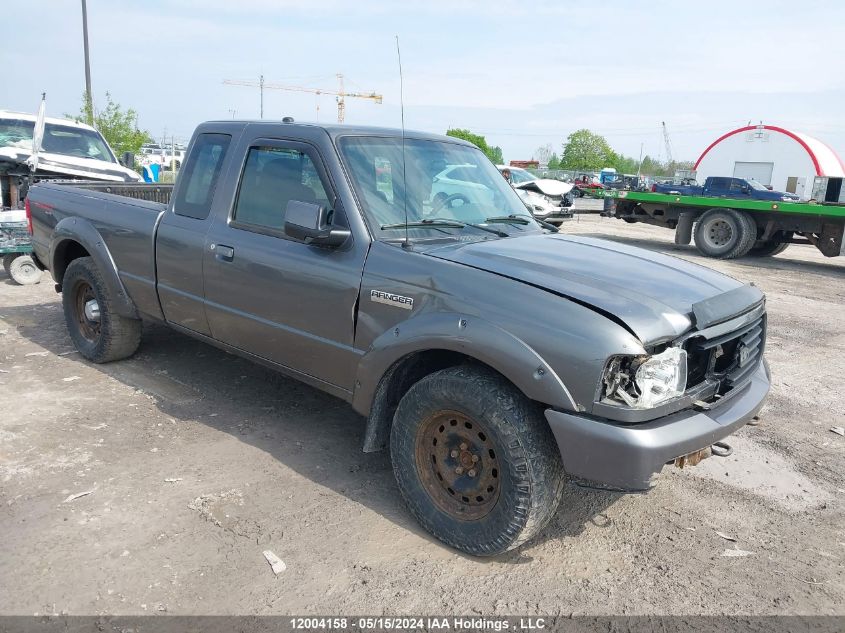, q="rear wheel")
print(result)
[8,255,42,285]
[390,366,566,556]
[748,239,789,257]
[693,208,756,259]
[61,257,142,363]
